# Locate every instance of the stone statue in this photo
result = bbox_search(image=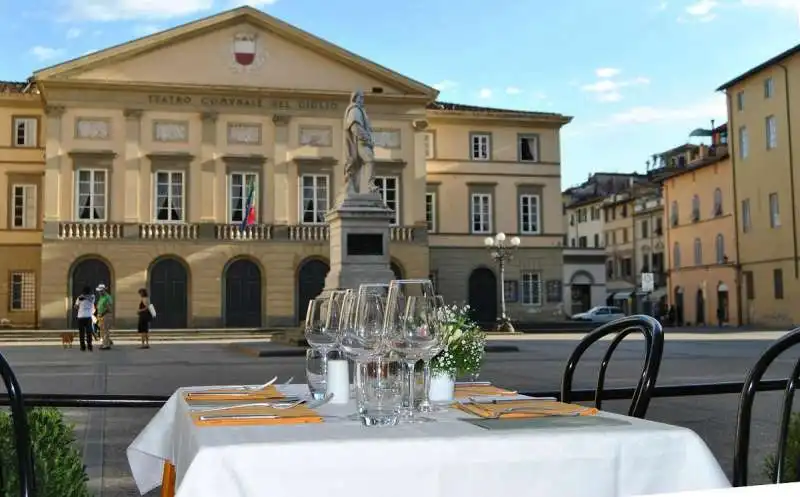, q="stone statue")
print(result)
[343,90,378,195]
